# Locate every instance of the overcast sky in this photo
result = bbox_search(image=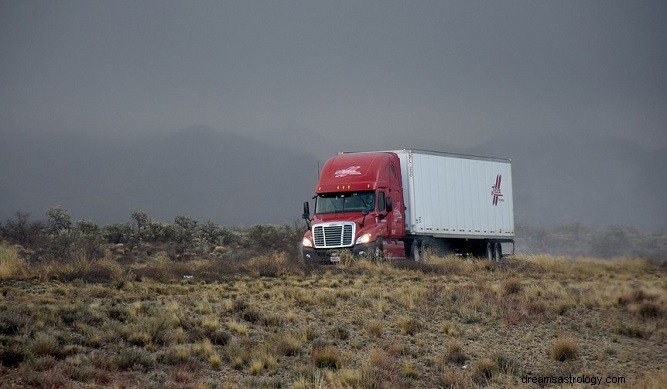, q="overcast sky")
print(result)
[2,0,665,154]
